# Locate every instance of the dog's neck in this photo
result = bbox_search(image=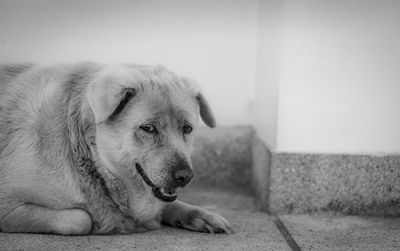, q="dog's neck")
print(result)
[65,65,132,215]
